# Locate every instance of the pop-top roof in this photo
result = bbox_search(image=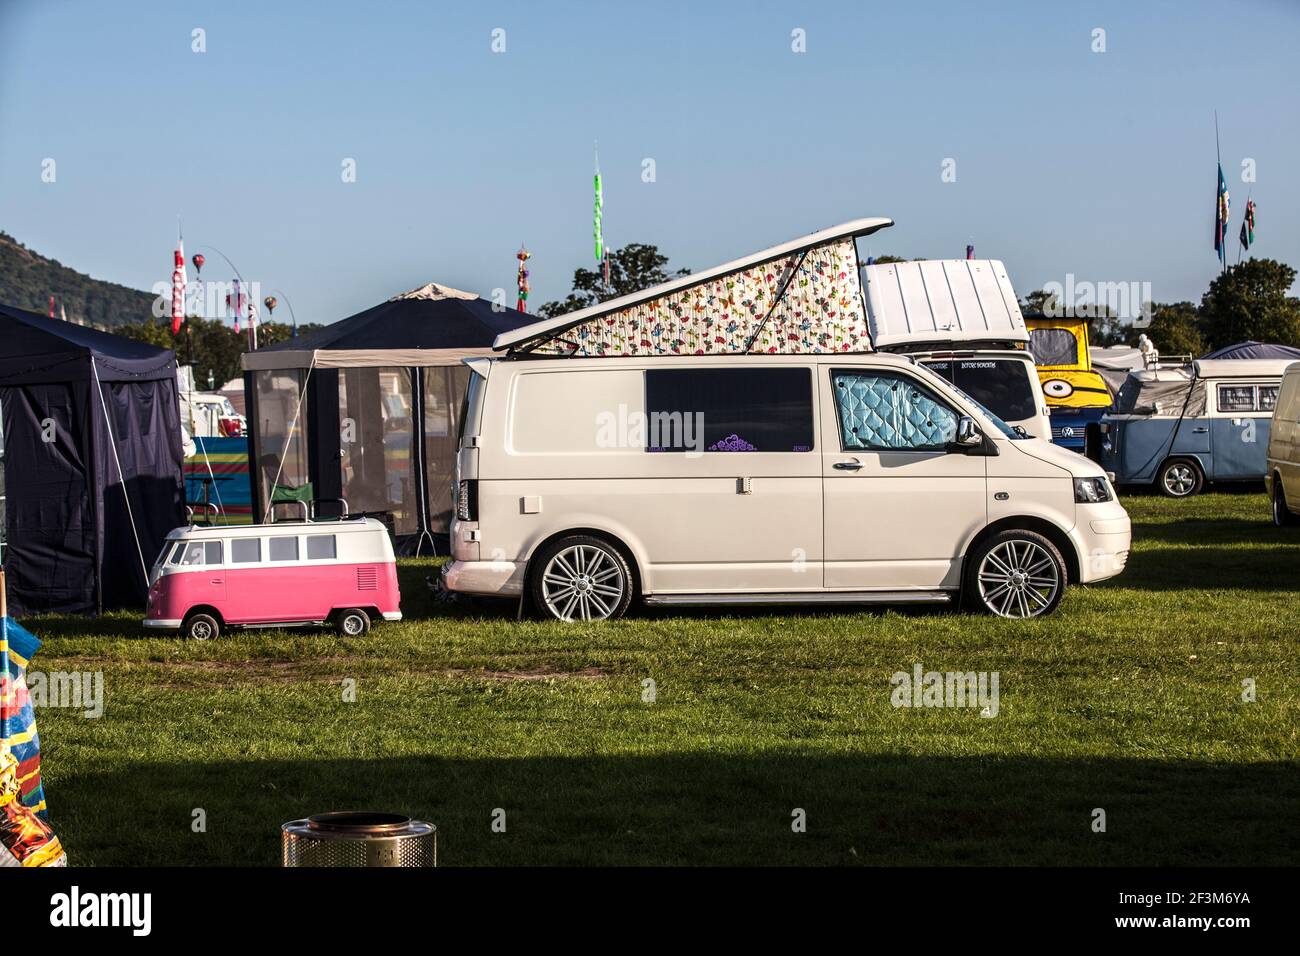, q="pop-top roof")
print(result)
[862,259,1027,349]
[493,217,894,356]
